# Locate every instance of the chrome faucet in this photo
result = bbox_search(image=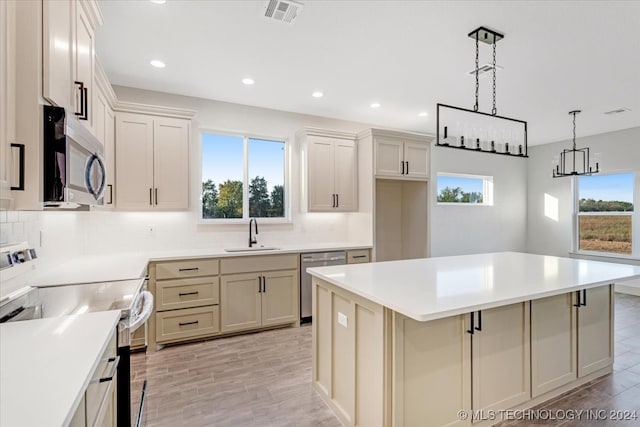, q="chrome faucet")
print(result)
[249,218,258,247]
